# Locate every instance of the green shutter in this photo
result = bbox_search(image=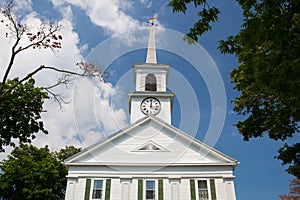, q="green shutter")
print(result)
[190,179,196,200]
[158,179,164,200]
[210,179,217,200]
[105,179,111,200]
[138,179,143,200]
[84,179,91,200]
